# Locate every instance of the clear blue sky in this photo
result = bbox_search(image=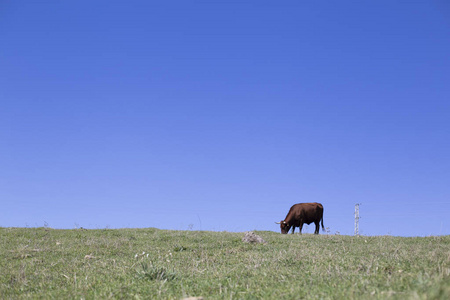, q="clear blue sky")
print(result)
[1,1,449,236]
